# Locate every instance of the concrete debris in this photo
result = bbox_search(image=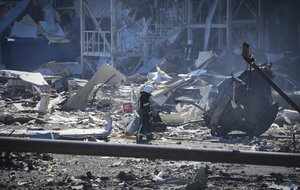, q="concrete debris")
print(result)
[0,114,46,125]
[0,70,49,86]
[122,44,299,138]
[0,61,297,143]
[0,35,298,189]
[274,109,300,127]
[268,181,298,190]
[0,0,300,188]
[0,115,112,140]
[62,63,126,110]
